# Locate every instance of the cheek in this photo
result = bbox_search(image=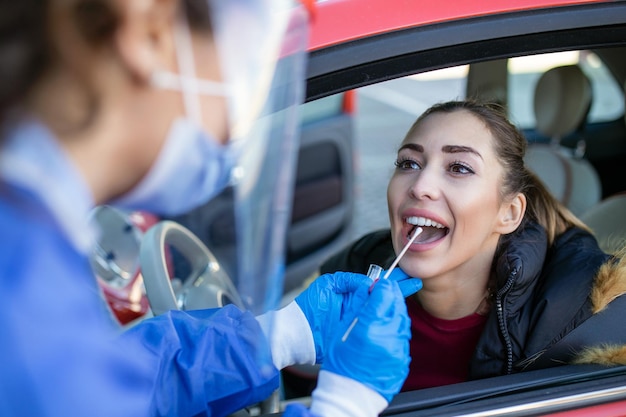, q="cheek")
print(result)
[386,177,403,217]
[451,186,501,236]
